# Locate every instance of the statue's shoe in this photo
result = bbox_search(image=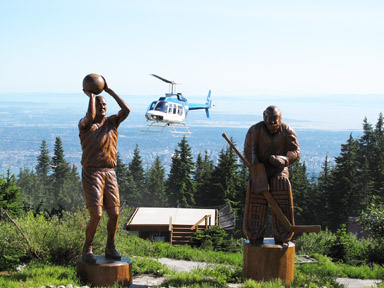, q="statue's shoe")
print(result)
[105,246,122,260]
[82,252,97,264]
